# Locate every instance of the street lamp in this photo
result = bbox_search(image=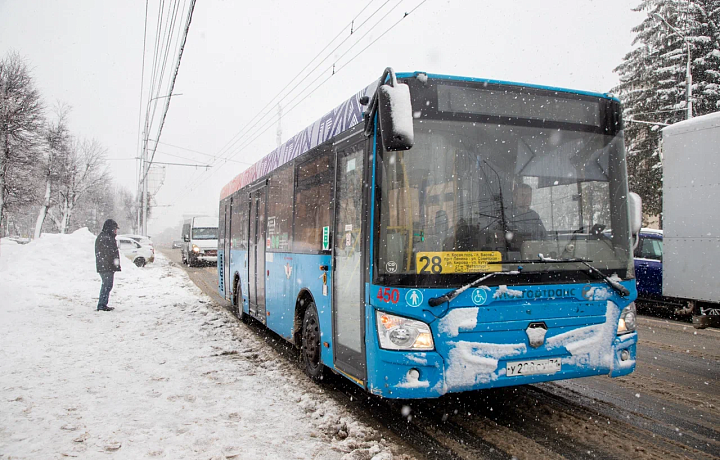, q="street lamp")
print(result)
[652,13,692,120]
[140,93,182,236]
